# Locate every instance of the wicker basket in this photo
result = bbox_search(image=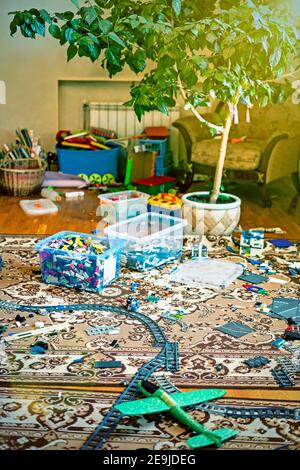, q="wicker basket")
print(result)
[0,157,46,197]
